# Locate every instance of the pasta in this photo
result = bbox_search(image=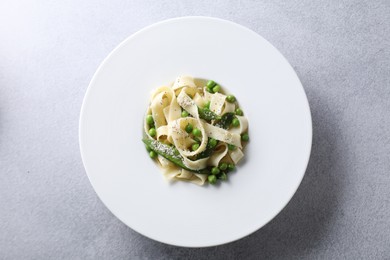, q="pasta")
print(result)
[143,76,249,185]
